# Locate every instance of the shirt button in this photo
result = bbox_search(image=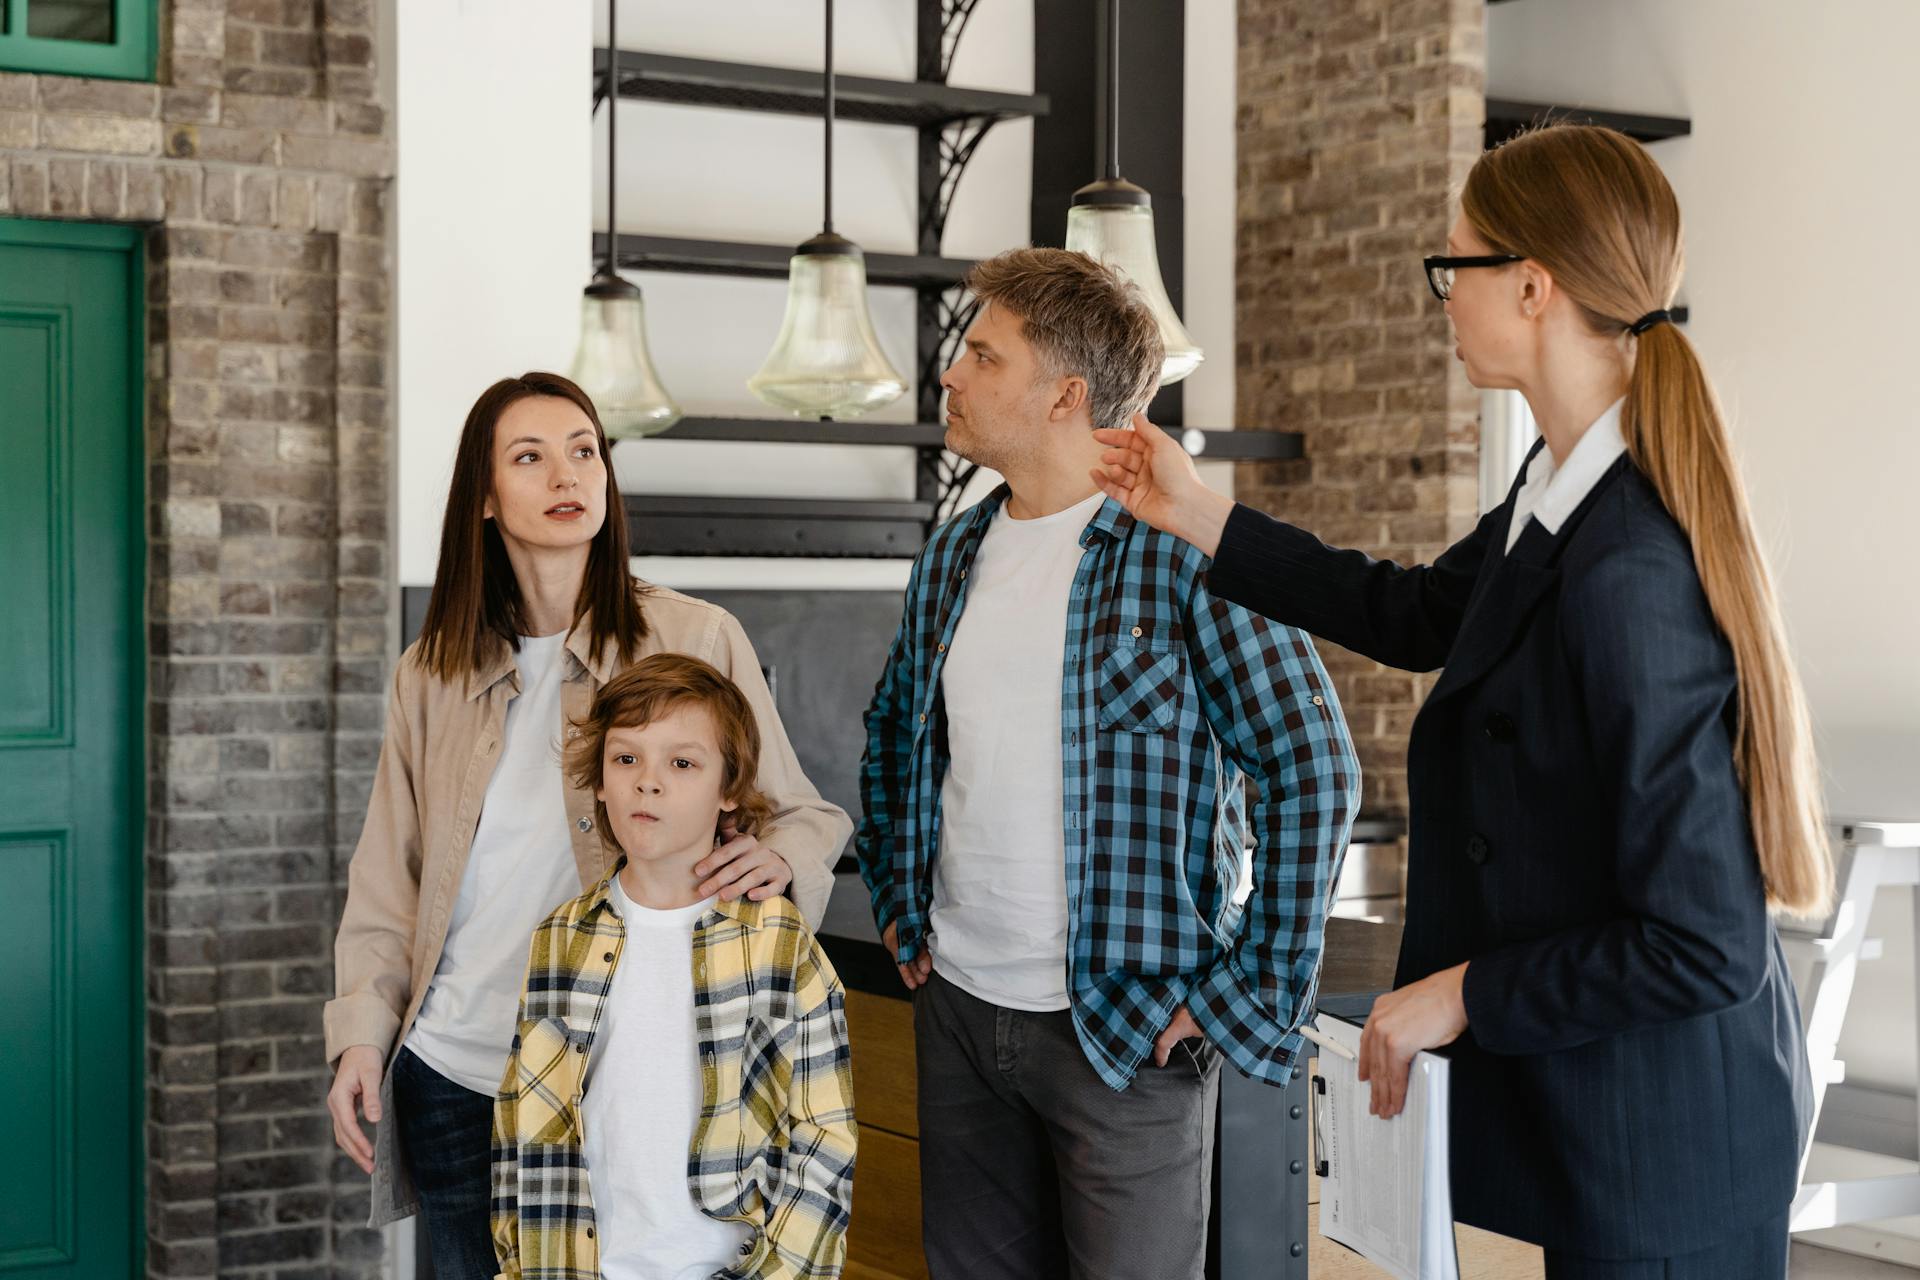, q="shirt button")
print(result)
[1130,625,1143,638]
[603,951,614,962]
[937,643,946,653]
[586,1227,595,1239]
[918,713,927,723]
[575,1043,587,1054]
[1466,833,1491,865]
[1311,695,1324,707]
[577,816,594,832]
[959,569,967,580]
